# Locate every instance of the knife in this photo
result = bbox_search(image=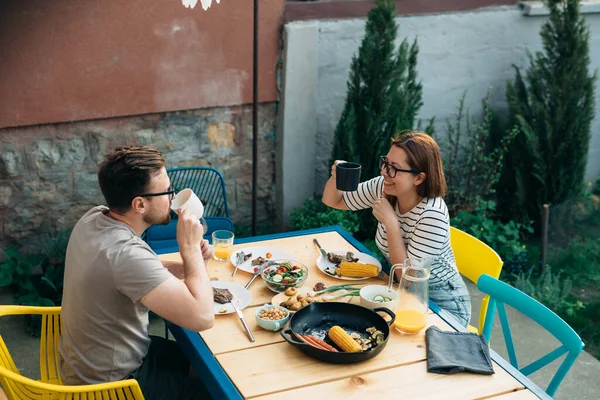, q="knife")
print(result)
[230,296,255,342]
